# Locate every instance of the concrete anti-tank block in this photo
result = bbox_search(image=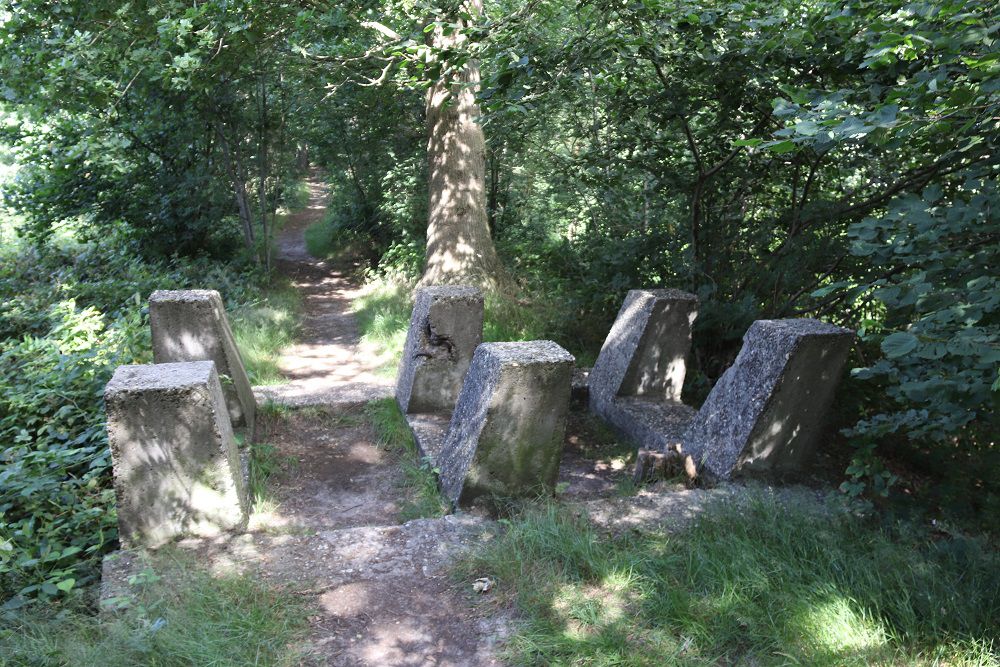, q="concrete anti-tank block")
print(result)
[149,290,256,438]
[589,289,699,451]
[437,341,574,505]
[105,361,250,548]
[683,319,854,479]
[396,286,484,415]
